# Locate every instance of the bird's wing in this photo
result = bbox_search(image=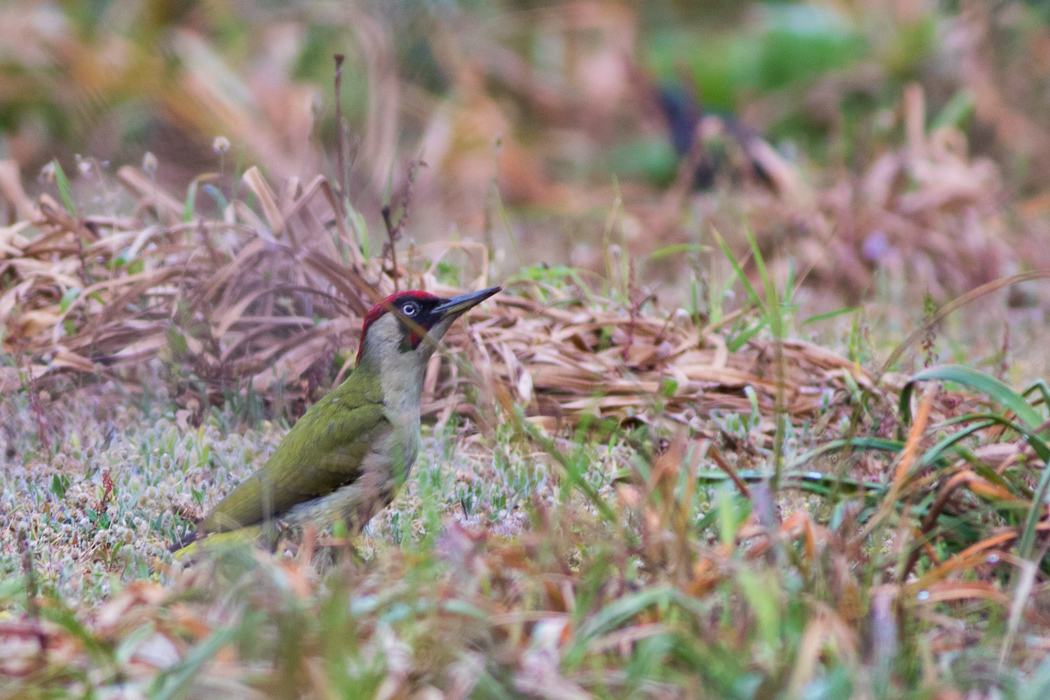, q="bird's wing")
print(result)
[201,371,388,533]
